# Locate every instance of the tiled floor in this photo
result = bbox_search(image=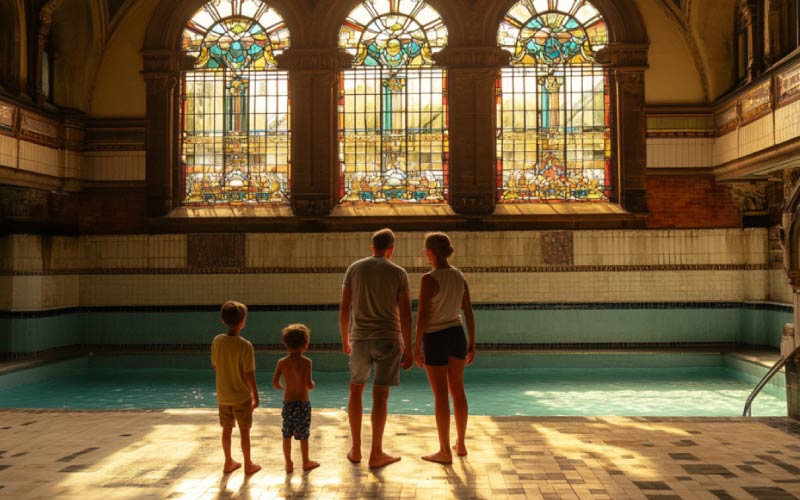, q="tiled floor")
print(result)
[2,410,800,499]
